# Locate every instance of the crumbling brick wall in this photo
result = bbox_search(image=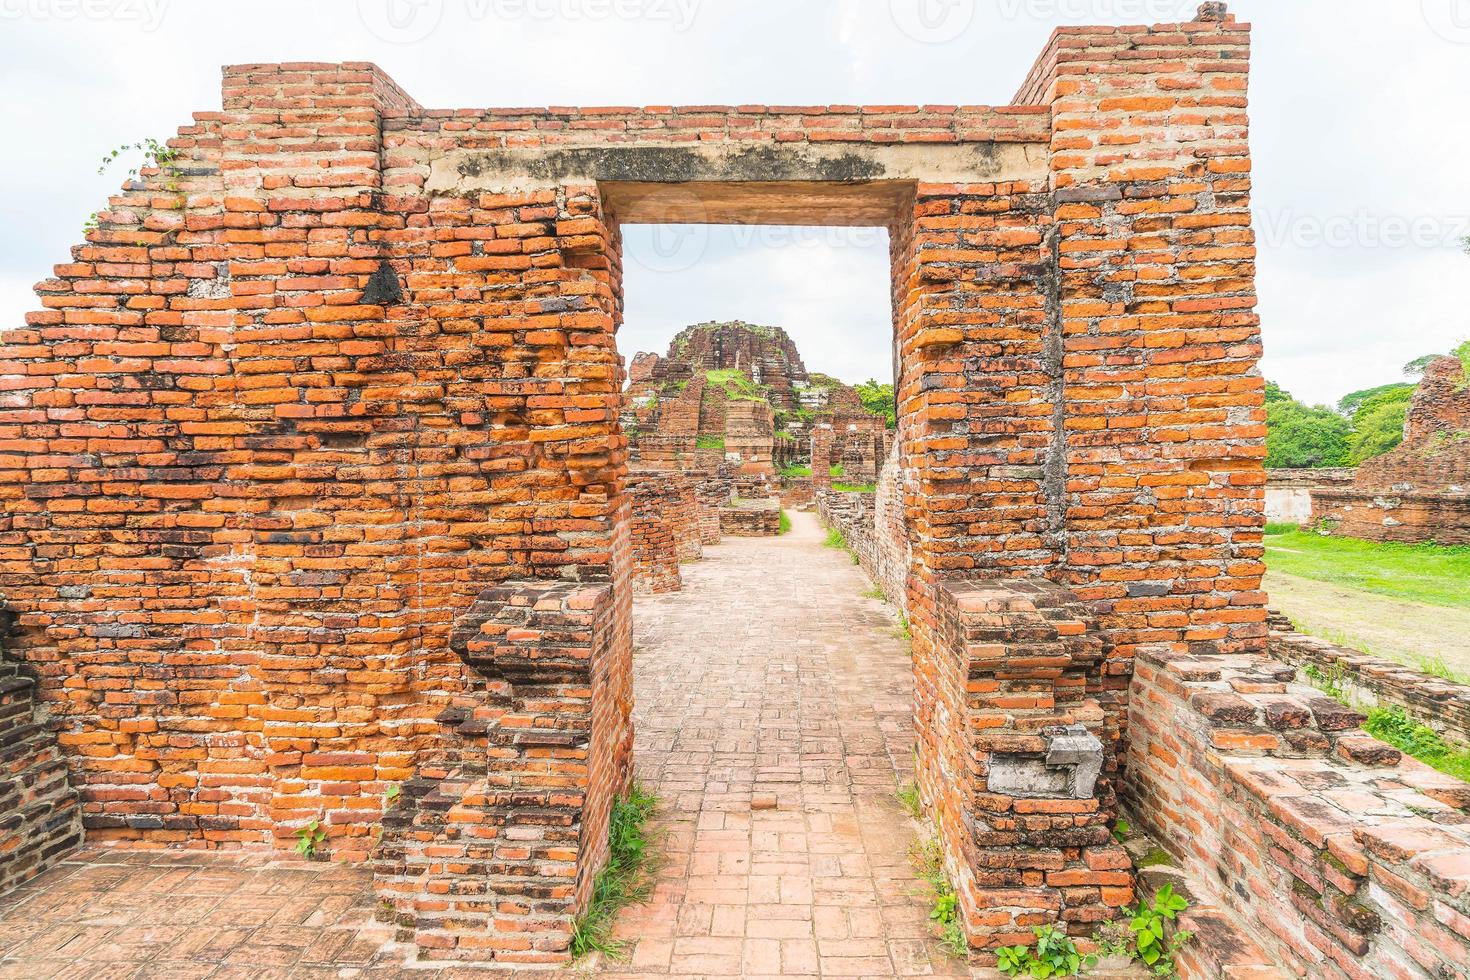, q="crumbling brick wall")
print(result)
[375,580,631,965]
[1311,355,1470,543]
[1127,645,1470,980]
[0,3,1270,959]
[667,478,703,562]
[627,478,681,595]
[926,581,1131,950]
[1270,618,1470,752]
